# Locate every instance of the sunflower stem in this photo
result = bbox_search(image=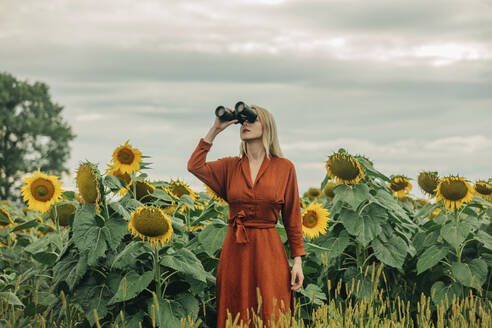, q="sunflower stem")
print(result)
[53,204,63,252]
[103,198,110,221]
[131,173,137,201]
[153,245,162,301]
[185,207,191,232]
